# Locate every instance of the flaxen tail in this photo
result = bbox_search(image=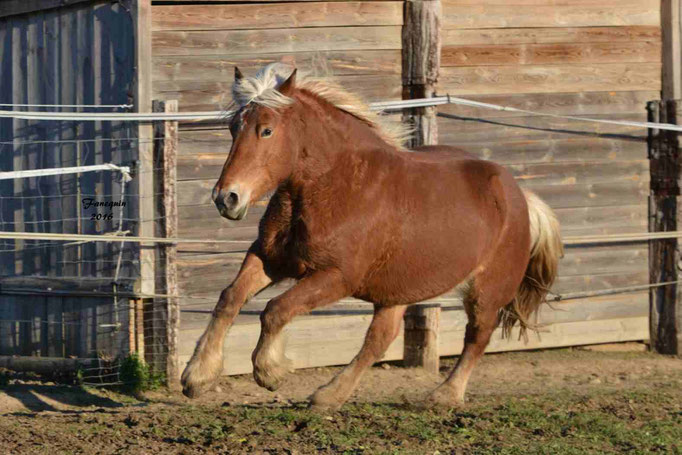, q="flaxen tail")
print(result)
[500,190,564,340]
